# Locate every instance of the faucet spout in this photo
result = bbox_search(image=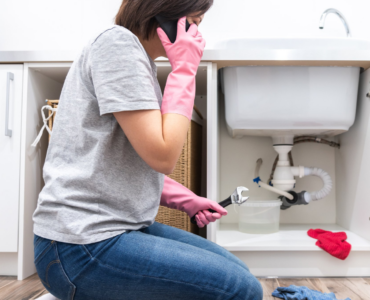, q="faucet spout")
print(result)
[319,8,351,37]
